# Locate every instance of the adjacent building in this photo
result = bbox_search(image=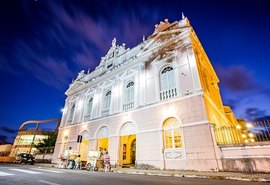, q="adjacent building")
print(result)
[11,119,60,156]
[53,16,238,171]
